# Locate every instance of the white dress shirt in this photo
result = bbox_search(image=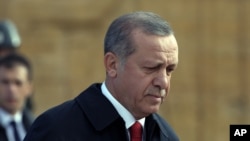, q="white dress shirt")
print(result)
[0,108,26,141]
[101,82,145,139]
